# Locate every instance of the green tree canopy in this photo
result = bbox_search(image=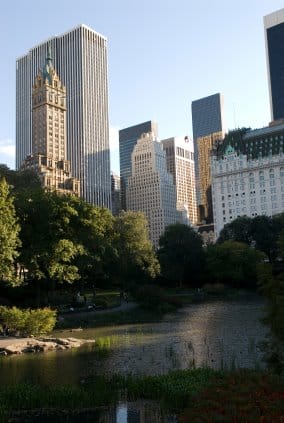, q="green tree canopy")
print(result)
[114,211,160,285]
[206,240,264,288]
[218,216,253,245]
[158,223,205,287]
[0,178,21,282]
